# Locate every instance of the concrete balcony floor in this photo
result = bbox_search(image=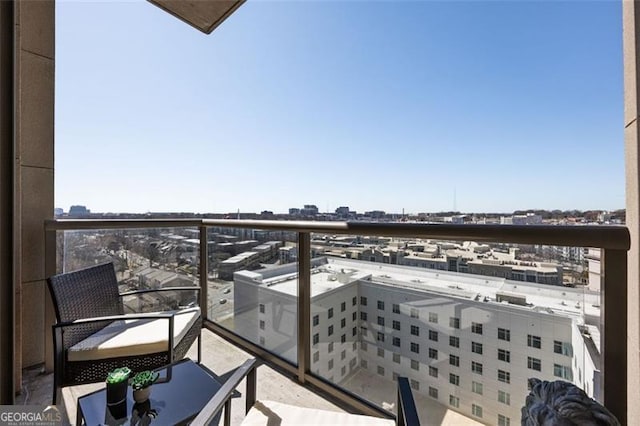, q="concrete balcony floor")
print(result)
[17,328,479,425]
